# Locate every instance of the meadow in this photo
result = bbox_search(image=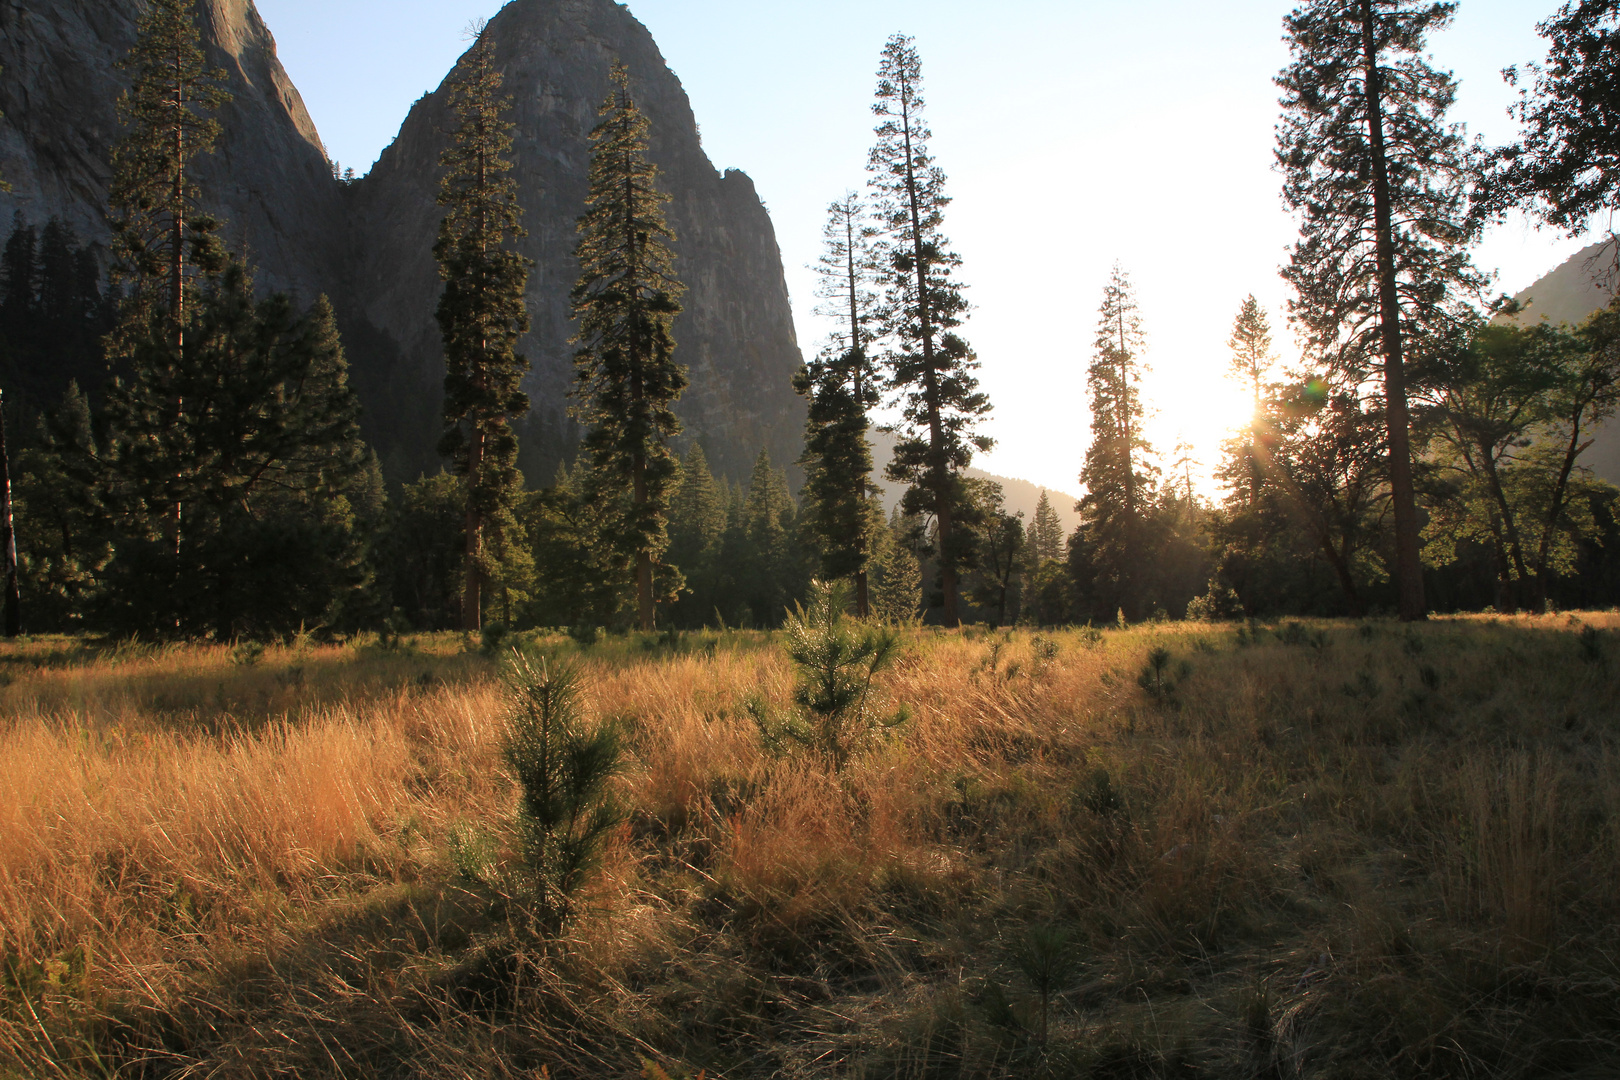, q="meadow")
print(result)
[1,613,1618,1079]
